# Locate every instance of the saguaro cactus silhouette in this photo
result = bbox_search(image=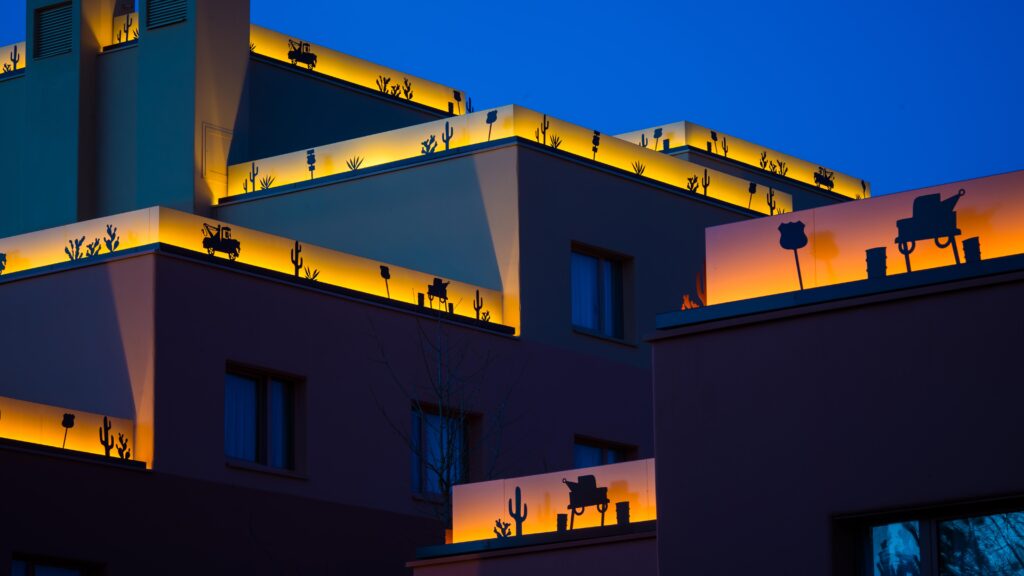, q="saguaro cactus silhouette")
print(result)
[8,44,20,71]
[538,114,550,145]
[99,416,114,457]
[244,162,259,194]
[291,240,303,277]
[441,121,454,151]
[766,187,777,215]
[473,289,484,320]
[701,169,710,195]
[638,133,648,148]
[508,486,528,536]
